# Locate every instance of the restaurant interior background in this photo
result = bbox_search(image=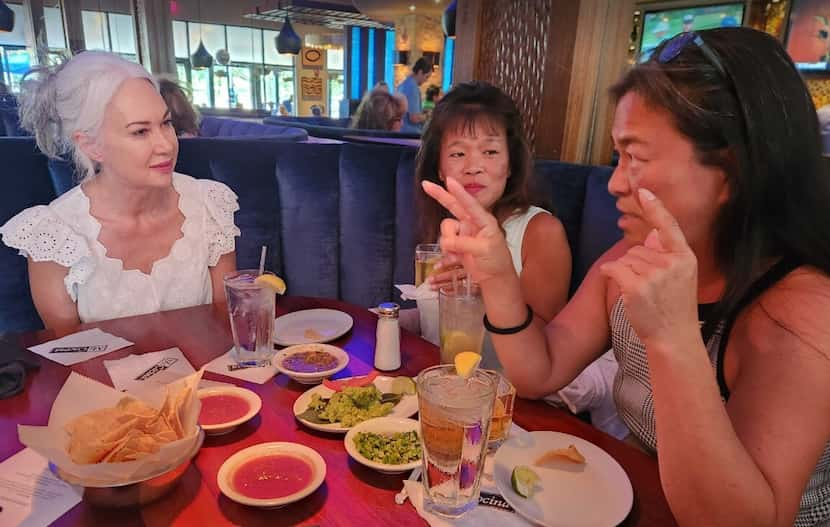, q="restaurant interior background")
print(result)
[0,0,825,164]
